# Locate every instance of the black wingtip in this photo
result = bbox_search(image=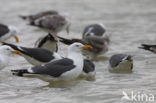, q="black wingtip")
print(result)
[11,69,29,77]
[1,42,19,50]
[139,44,151,50]
[57,36,74,45]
